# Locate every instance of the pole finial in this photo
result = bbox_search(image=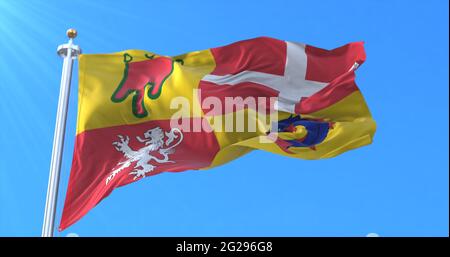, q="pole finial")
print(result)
[57,30,81,58]
[66,28,77,39]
